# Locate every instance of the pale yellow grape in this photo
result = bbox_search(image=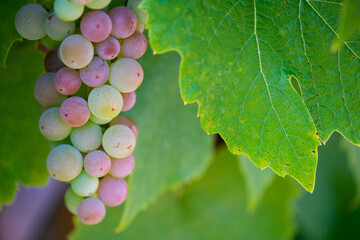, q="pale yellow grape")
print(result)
[71,171,99,197]
[110,58,143,93]
[39,107,72,141]
[64,187,83,215]
[102,125,136,158]
[86,0,111,9]
[54,0,84,21]
[90,114,112,125]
